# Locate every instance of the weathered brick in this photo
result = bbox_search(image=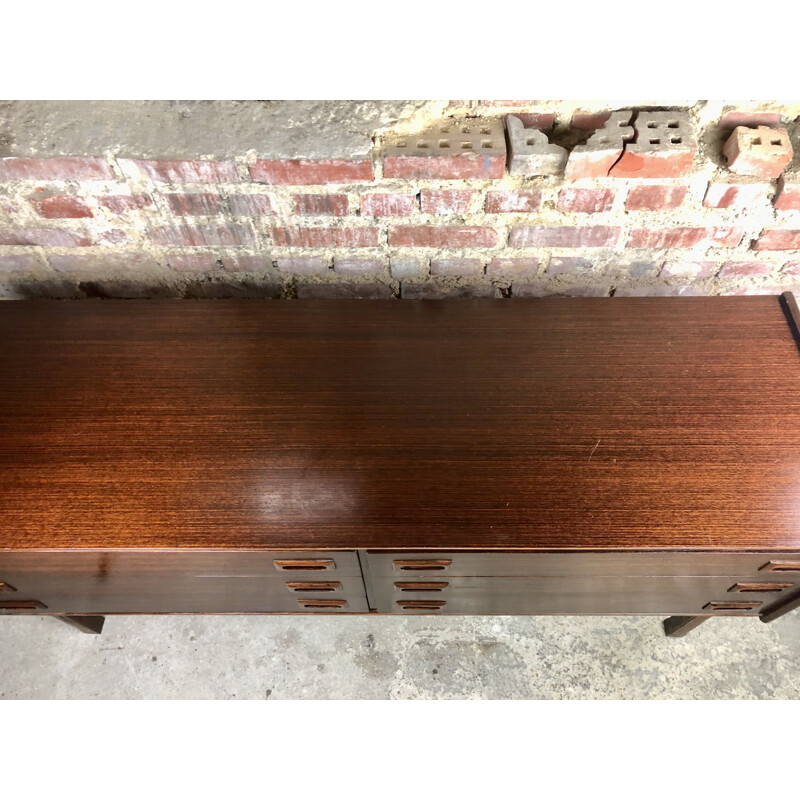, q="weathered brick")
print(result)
[781,262,800,276]
[181,276,282,300]
[382,119,506,180]
[570,112,612,131]
[0,157,113,181]
[723,126,793,179]
[625,260,660,278]
[99,229,128,244]
[506,116,567,177]
[430,258,483,276]
[221,254,274,272]
[296,282,392,299]
[149,222,255,246]
[615,285,706,297]
[166,253,224,272]
[30,195,93,219]
[271,227,379,248]
[718,112,781,132]
[547,257,594,275]
[485,190,542,214]
[626,227,743,249]
[755,230,800,251]
[508,226,620,248]
[557,188,615,213]
[250,159,373,185]
[99,194,153,214]
[333,257,383,274]
[390,257,426,278]
[565,110,634,179]
[401,282,501,299]
[0,253,44,271]
[119,158,240,184]
[165,193,223,216]
[361,194,415,217]
[703,183,770,209]
[0,229,91,247]
[503,112,555,129]
[774,178,800,211]
[225,194,276,216]
[486,258,540,276]
[51,253,159,272]
[389,226,498,248]
[718,261,775,278]
[420,190,474,215]
[625,185,687,211]
[661,260,717,279]
[293,194,349,216]
[276,256,329,275]
[611,111,697,178]
[513,283,610,298]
